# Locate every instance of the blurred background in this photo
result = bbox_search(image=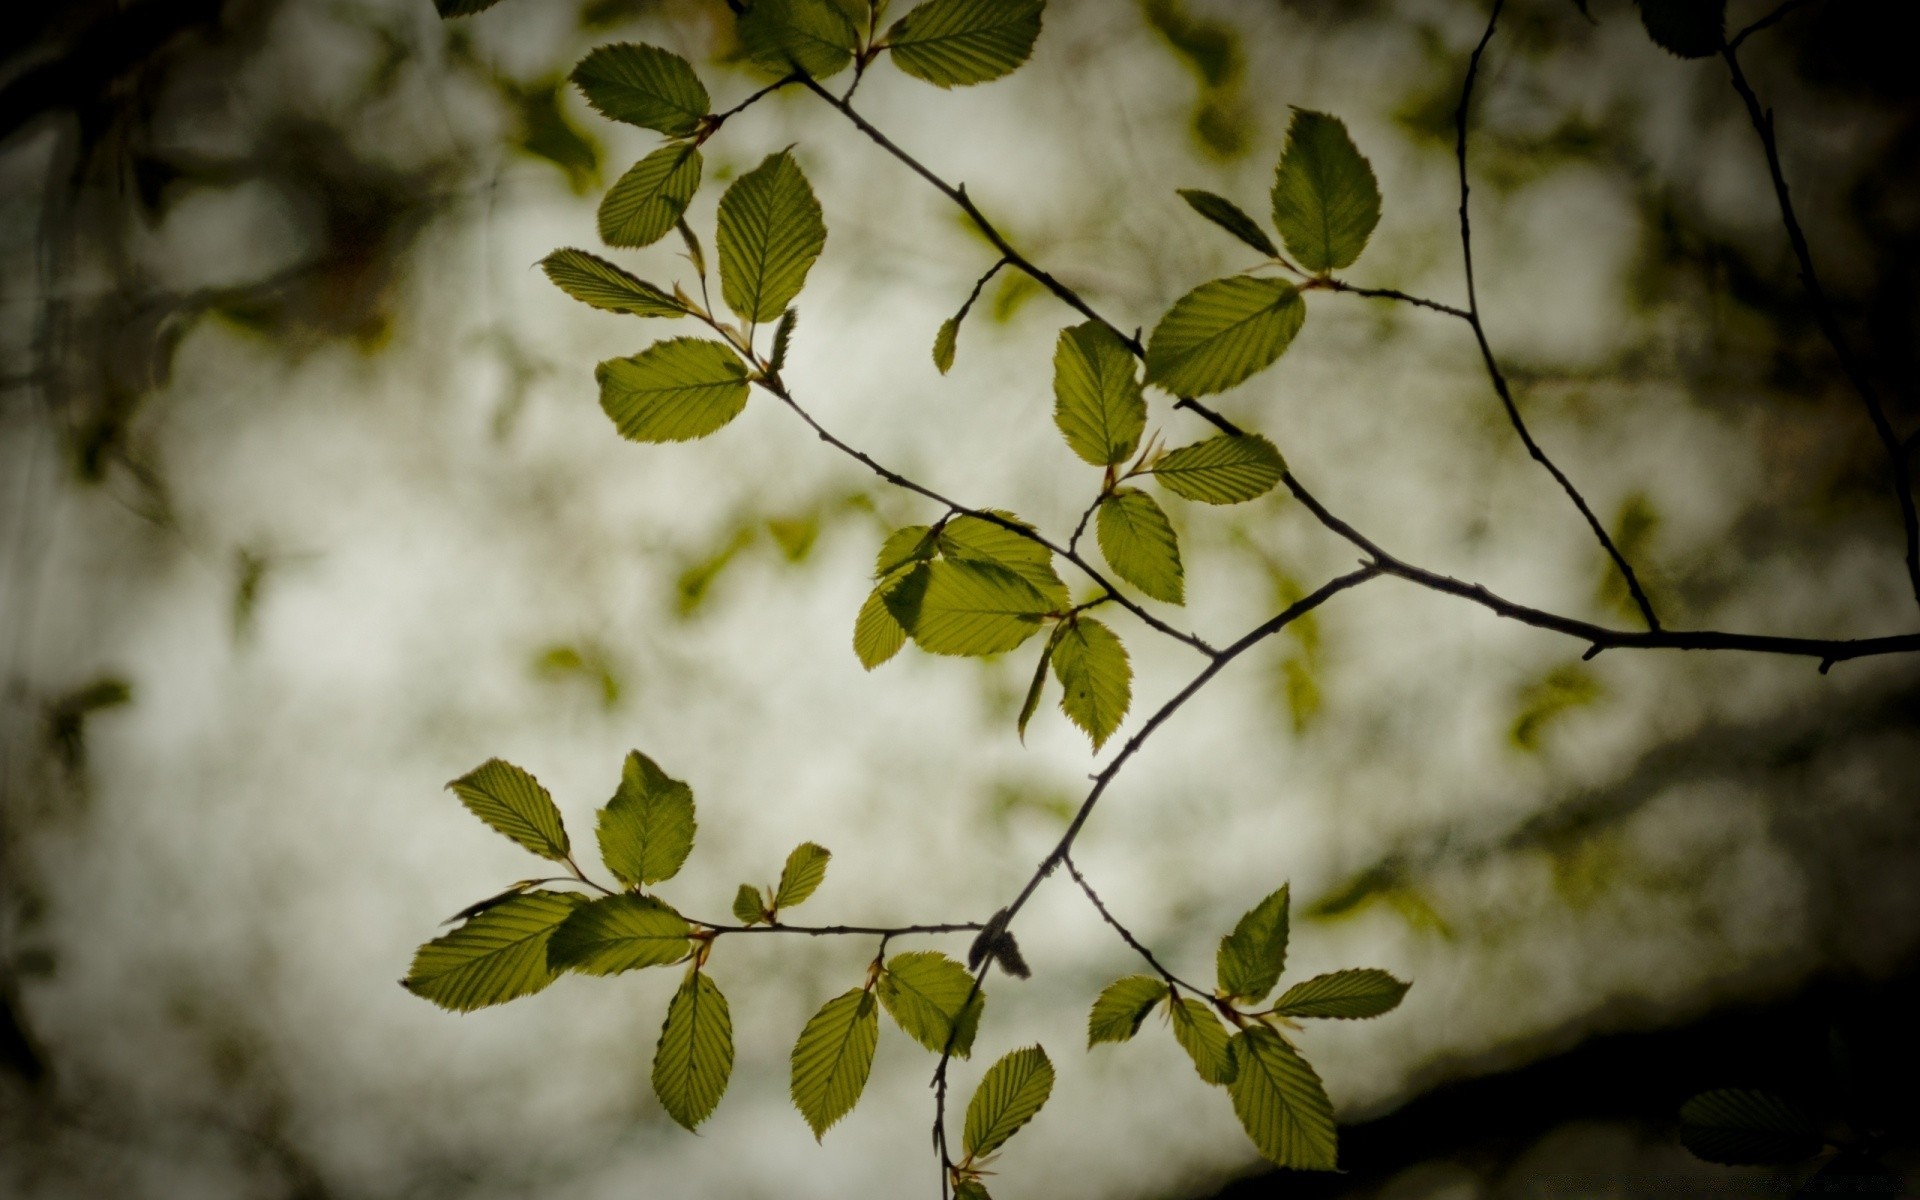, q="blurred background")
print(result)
[2,0,1917,1196]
